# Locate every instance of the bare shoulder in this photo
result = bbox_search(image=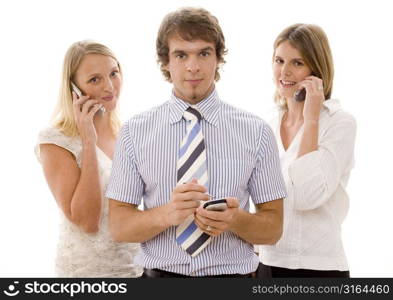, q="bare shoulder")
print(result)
[40,144,80,204]
[40,143,78,170]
